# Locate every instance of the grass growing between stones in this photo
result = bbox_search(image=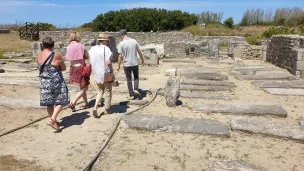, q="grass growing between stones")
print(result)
[0,155,51,171]
[0,33,32,57]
